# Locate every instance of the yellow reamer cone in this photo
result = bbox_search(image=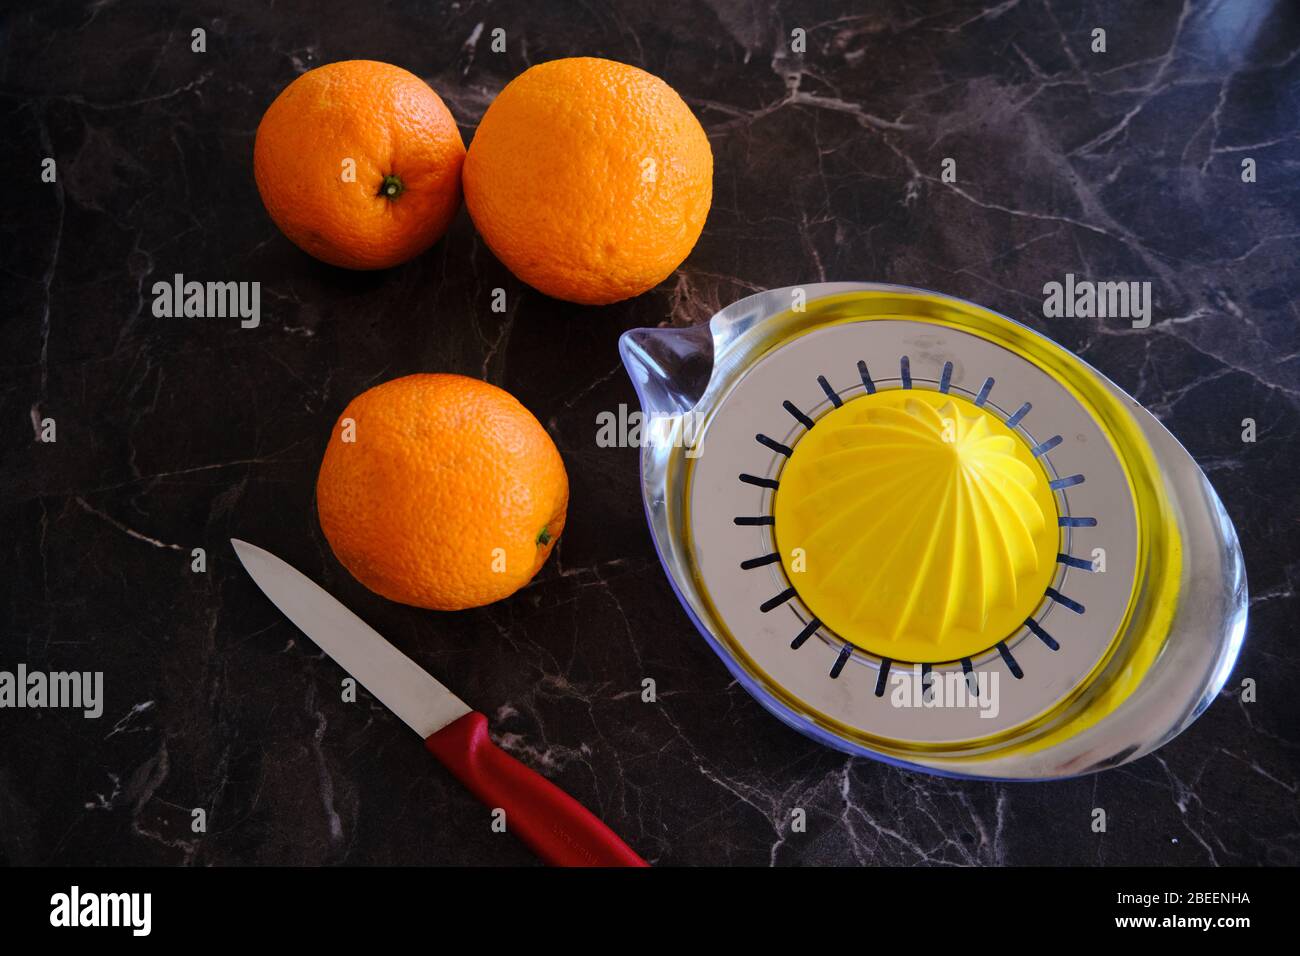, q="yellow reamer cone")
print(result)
[773,389,1060,662]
